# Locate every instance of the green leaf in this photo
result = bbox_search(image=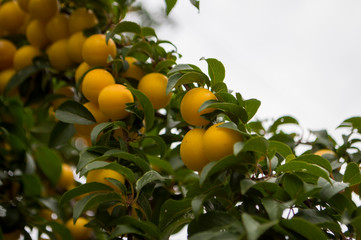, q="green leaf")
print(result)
[49,122,75,148]
[47,221,73,240]
[59,182,114,207]
[34,146,62,186]
[240,179,256,195]
[269,116,299,133]
[262,198,293,221]
[90,122,114,145]
[167,64,194,76]
[280,218,328,240]
[199,100,248,123]
[165,0,177,15]
[77,146,109,171]
[166,72,210,95]
[242,213,278,240]
[189,0,200,10]
[148,155,174,174]
[55,100,96,124]
[21,174,42,197]
[104,149,150,172]
[141,27,157,38]
[81,161,136,185]
[106,21,141,41]
[244,99,261,121]
[343,162,361,185]
[235,136,268,156]
[155,59,176,73]
[268,140,294,159]
[201,58,225,86]
[283,174,304,199]
[143,135,167,158]
[215,92,238,104]
[318,178,349,201]
[129,88,155,131]
[189,231,240,240]
[200,155,247,186]
[351,215,361,236]
[338,116,361,133]
[4,65,40,94]
[188,211,243,237]
[276,161,331,183]
[109,216,160,240]
[136,170,167,193]
[159,198,192,231]
[73,192,123,222]
[295,154,332,173]
[191,187,228,218]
